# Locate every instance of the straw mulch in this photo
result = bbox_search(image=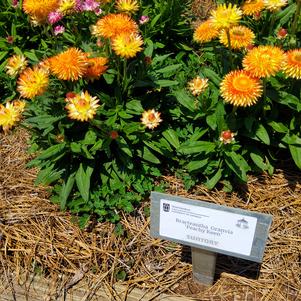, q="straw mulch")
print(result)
[0,128,301,301]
